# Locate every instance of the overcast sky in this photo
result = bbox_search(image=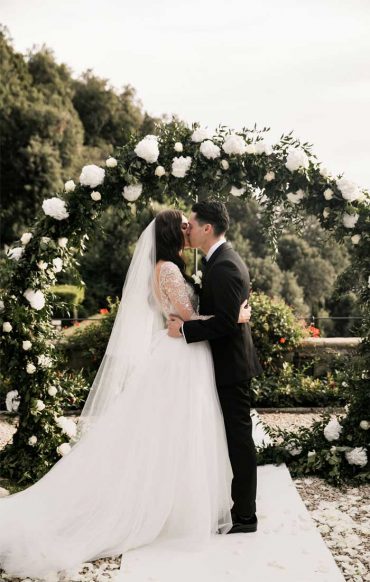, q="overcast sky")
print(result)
[2,0,370,187]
